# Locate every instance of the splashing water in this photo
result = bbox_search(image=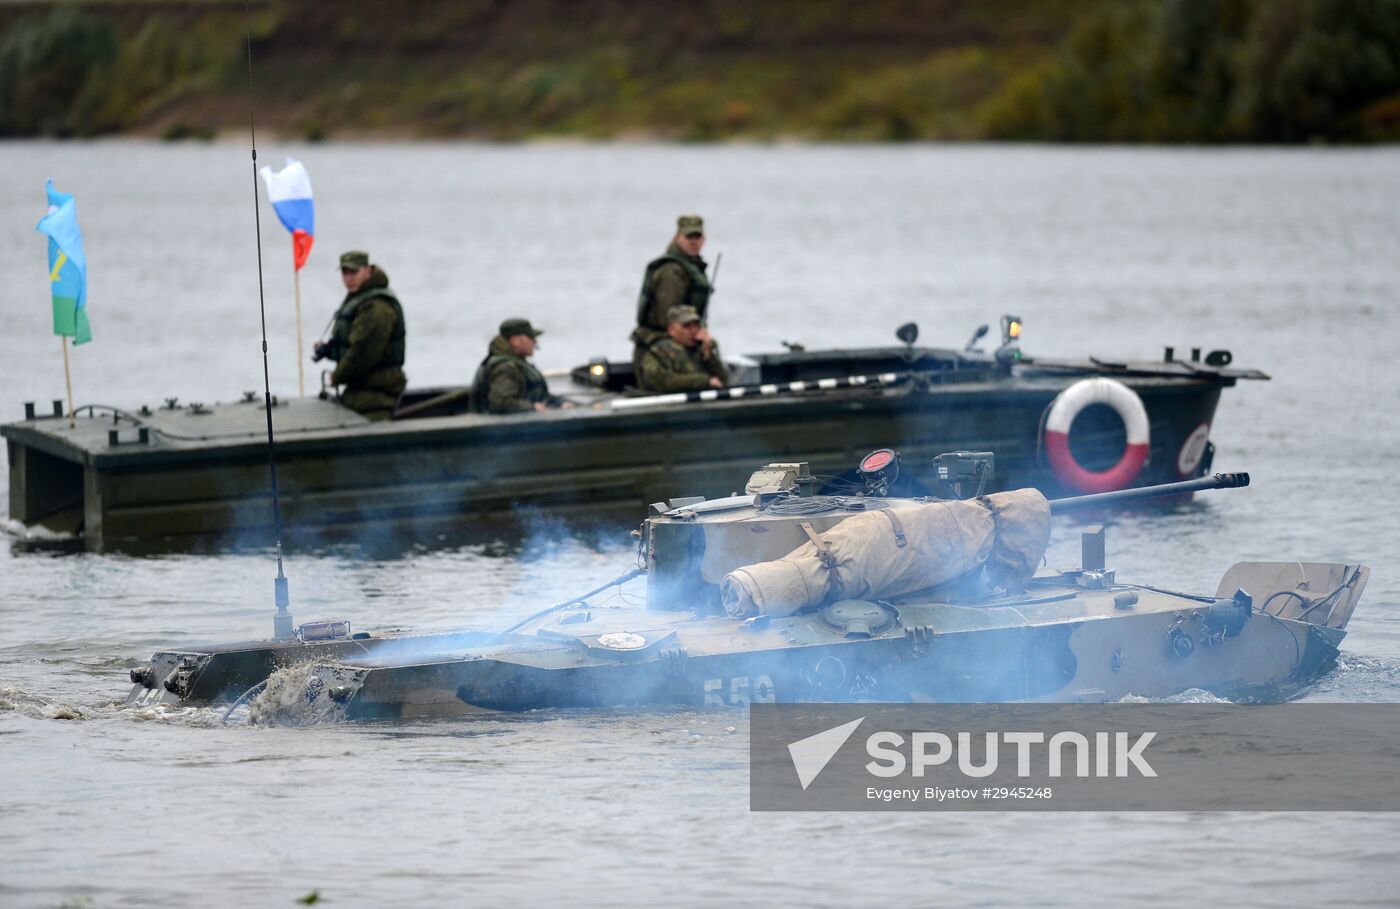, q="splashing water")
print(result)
[0,686,92,721]
[245,662,348,727]
[1,517,76,543]
[1119,687,1234,705]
